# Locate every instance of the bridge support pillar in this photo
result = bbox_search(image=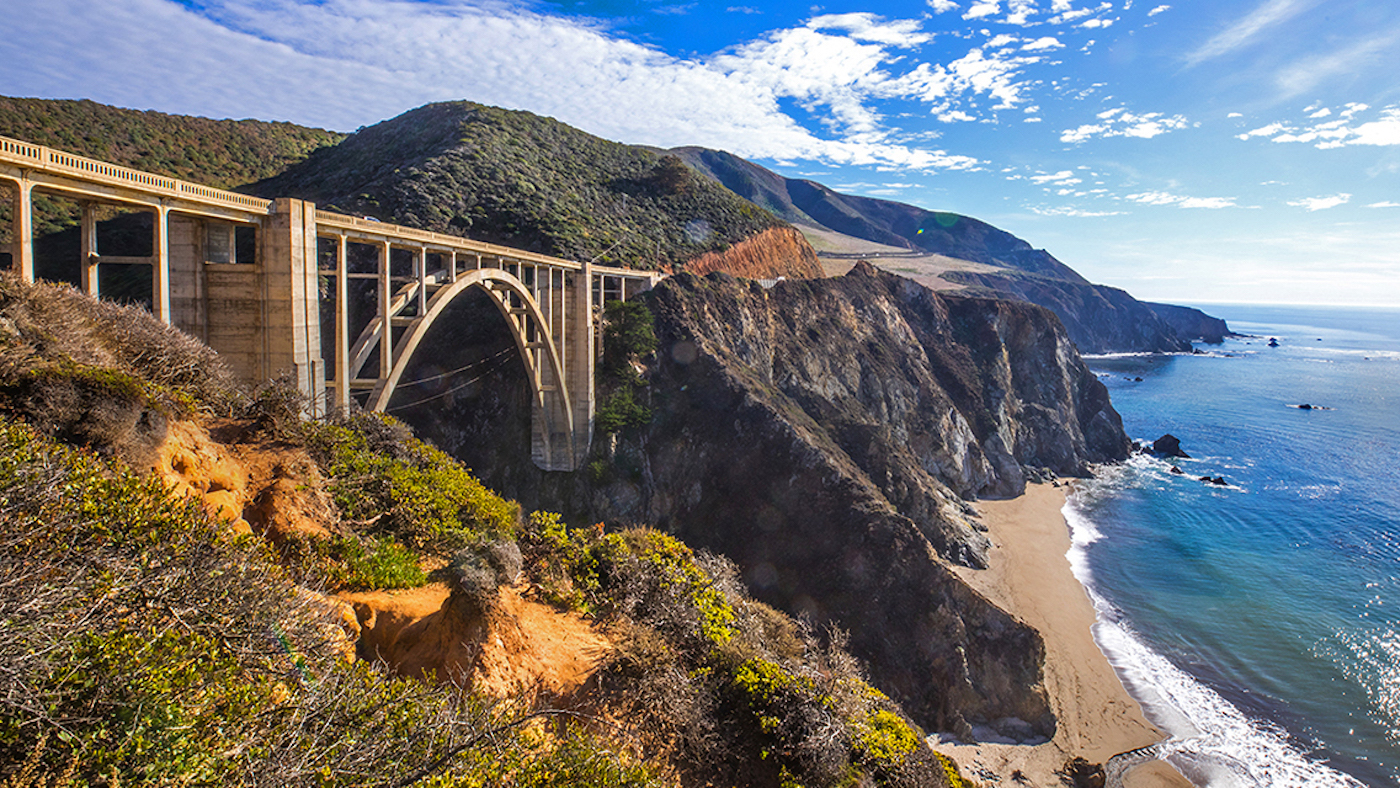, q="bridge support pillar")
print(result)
[80,202,99,296]
[9,177,33,283]
[260,198,326,417]
[567,261,596,466]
